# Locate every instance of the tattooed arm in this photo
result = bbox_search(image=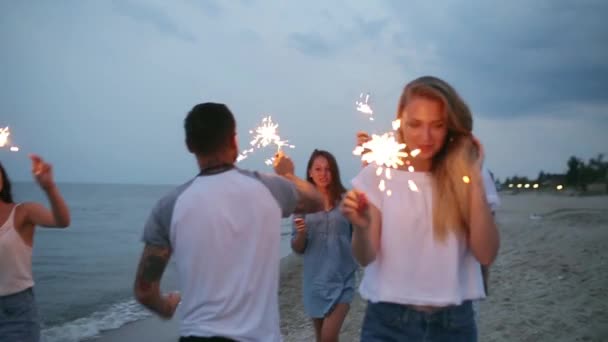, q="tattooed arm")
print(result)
[133,244,180,319]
